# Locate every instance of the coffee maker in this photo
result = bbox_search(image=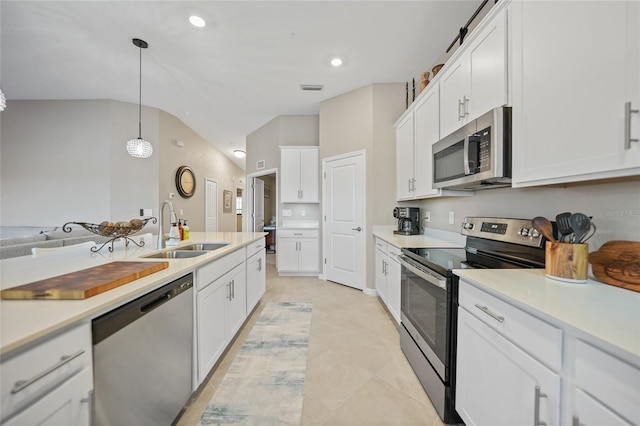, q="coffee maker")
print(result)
[393,207,421,235]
